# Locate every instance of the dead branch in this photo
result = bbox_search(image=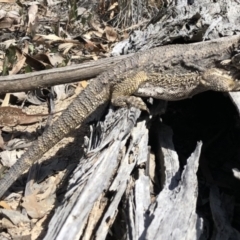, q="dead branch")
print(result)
[0,54,132,94]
